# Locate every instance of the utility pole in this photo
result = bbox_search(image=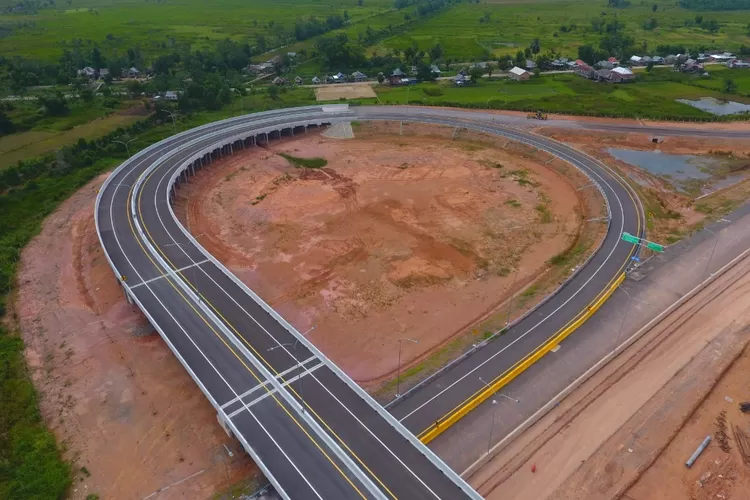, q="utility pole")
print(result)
[396,338,419,397]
